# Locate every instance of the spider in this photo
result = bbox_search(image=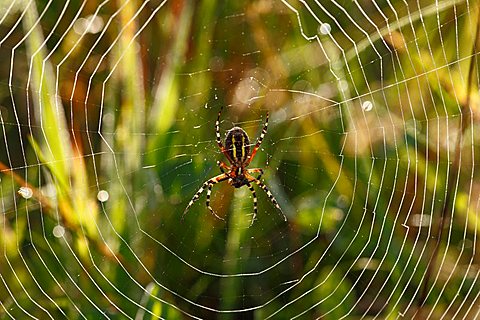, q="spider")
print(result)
[182,107,287,225]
